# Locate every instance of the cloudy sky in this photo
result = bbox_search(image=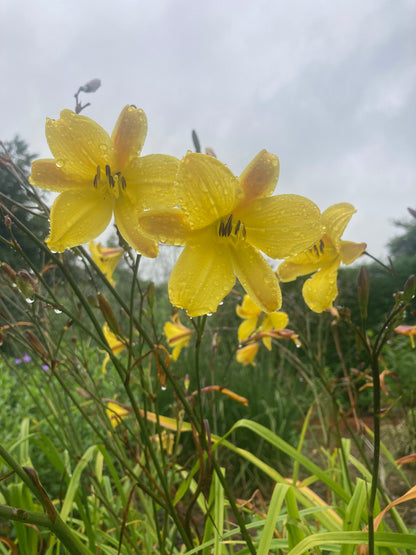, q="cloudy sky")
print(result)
[2,0,415,269]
